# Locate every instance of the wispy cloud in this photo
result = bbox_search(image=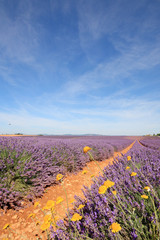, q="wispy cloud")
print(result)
[0,0,160,135]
